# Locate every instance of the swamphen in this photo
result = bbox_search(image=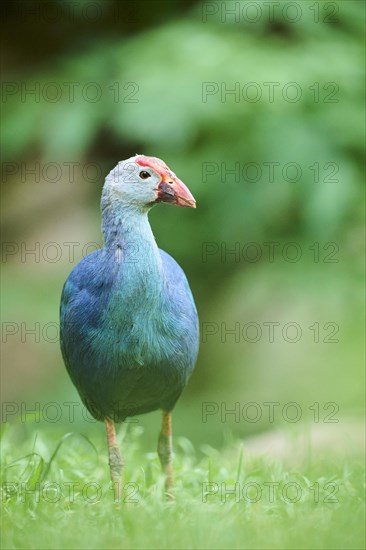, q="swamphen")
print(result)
[60,155,199,500]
